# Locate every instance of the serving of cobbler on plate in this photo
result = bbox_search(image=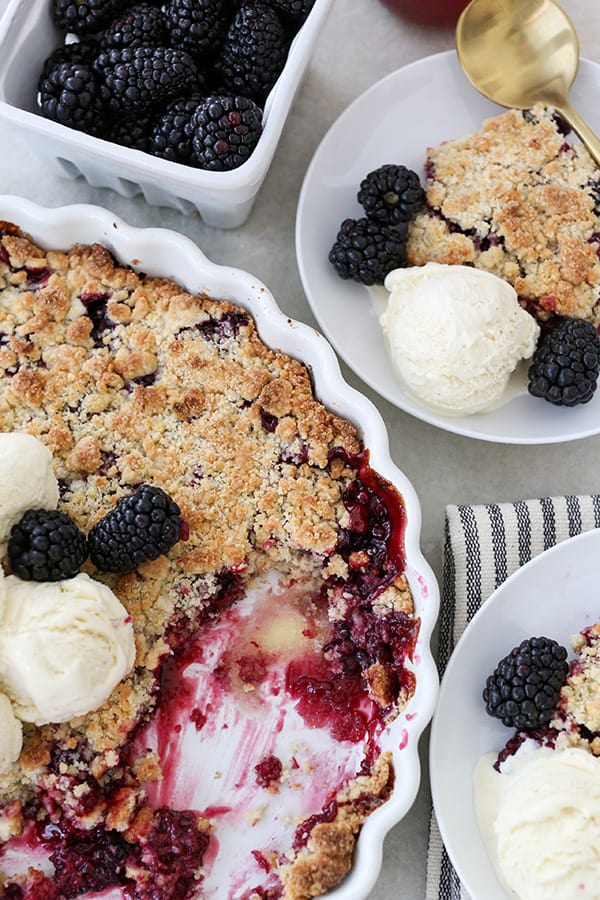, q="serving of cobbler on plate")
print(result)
[0,213,430,900]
